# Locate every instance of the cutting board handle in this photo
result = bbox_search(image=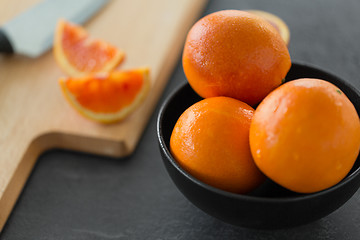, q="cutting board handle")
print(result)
[0,131,129,229]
